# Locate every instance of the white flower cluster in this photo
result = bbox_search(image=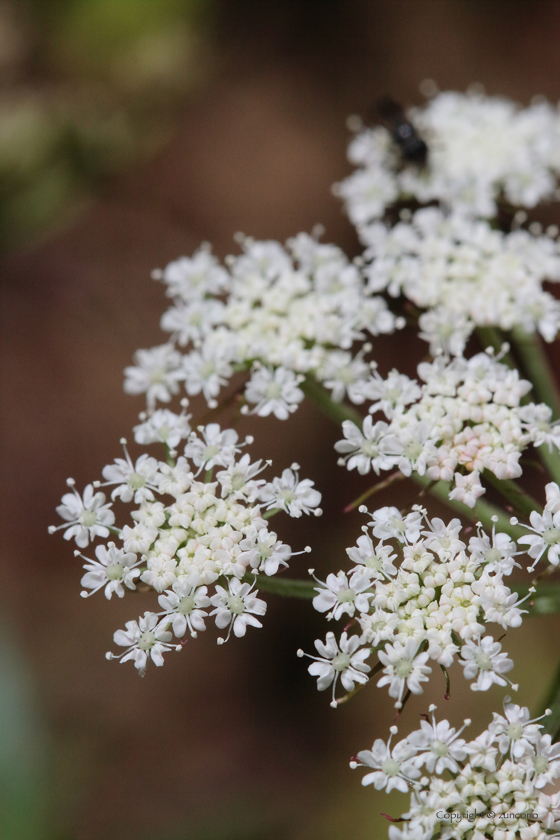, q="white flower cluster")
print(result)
[50,422,321,674]
[361,207,560,354]
[301,505,530,708]
[352,702,560,840]
[337,90,560,223]
[124,234,403,418]
[335,351,560,508]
